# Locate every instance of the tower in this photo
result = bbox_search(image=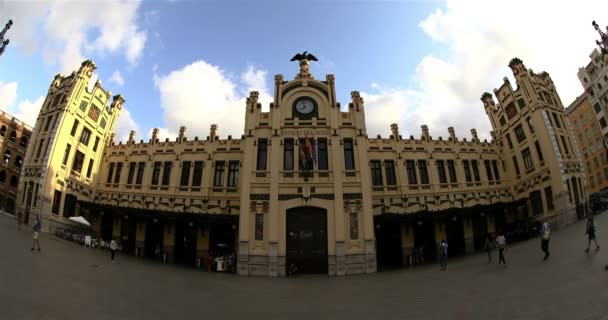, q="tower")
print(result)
[17,60,123,230]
